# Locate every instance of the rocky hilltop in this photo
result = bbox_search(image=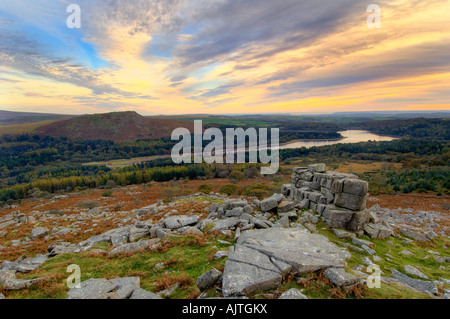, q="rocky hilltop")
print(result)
[0,165,449,299]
